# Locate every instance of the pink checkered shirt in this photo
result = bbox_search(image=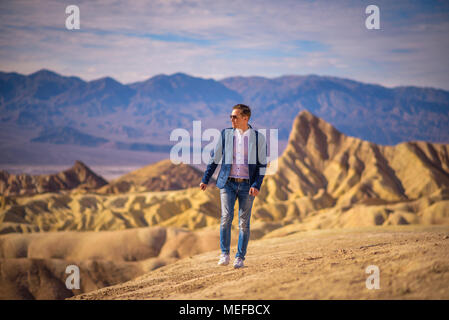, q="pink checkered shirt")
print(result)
[229,128,250,179]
